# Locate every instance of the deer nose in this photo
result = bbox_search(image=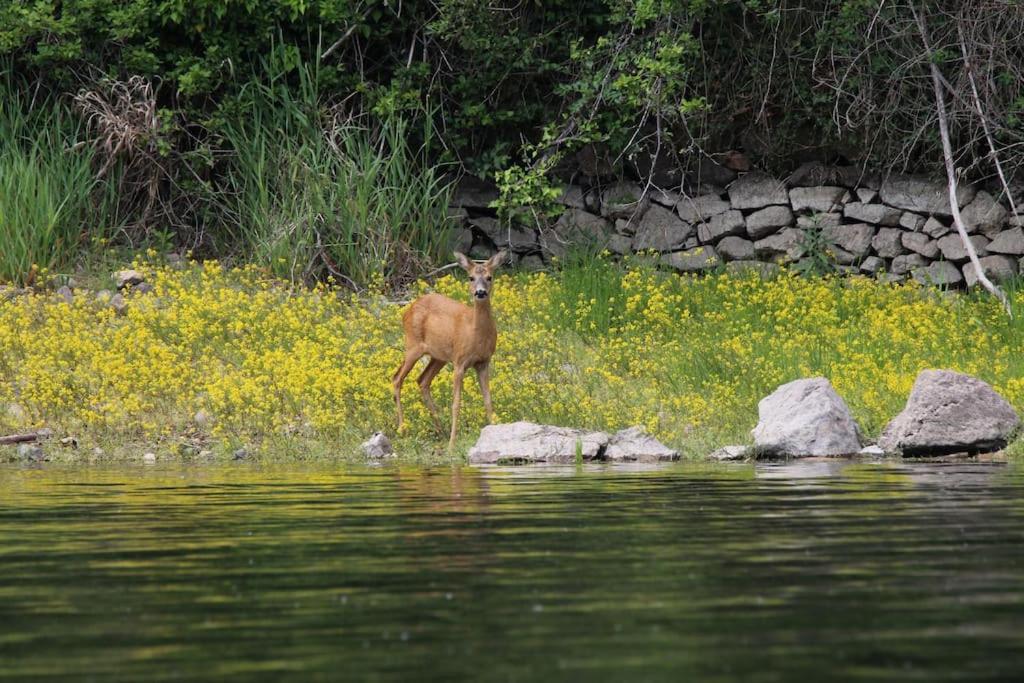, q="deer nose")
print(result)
[474,289,488,299]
